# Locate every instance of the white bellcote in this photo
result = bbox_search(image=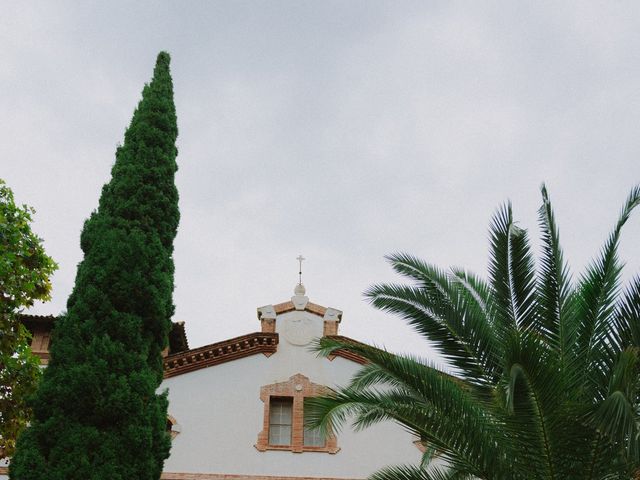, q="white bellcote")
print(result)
[257,283,343,338]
